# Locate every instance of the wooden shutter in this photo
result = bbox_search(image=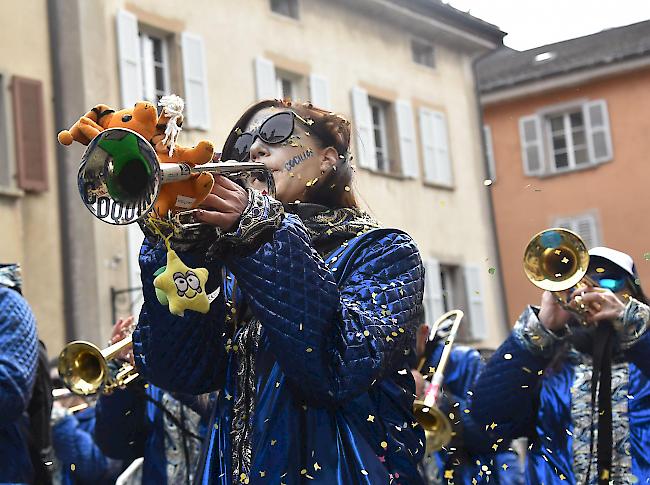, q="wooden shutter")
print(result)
[424,258,444,323]
[116,9,142,108]
[181,32,211,130]
[463,265,487,341]
[254,57,276,100]
[12,76,47,192]
[395,99,419,178]
[350,86,377,170]
[584,99,612,164]
[519,114,544,176]
[309,74,330,110]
